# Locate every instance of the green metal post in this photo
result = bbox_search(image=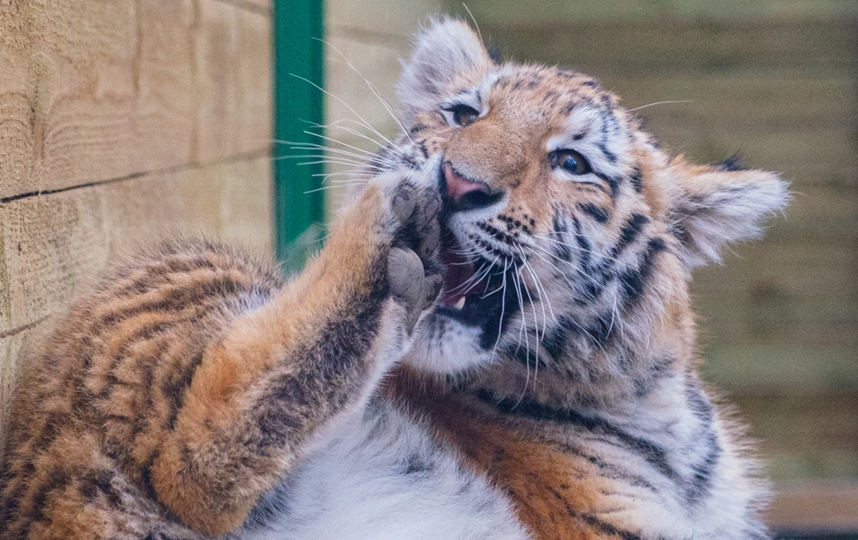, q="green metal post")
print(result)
[272,0,325,273]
